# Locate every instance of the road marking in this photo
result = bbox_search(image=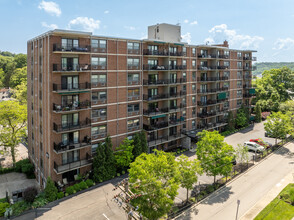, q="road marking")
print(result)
[103,213,110,220]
